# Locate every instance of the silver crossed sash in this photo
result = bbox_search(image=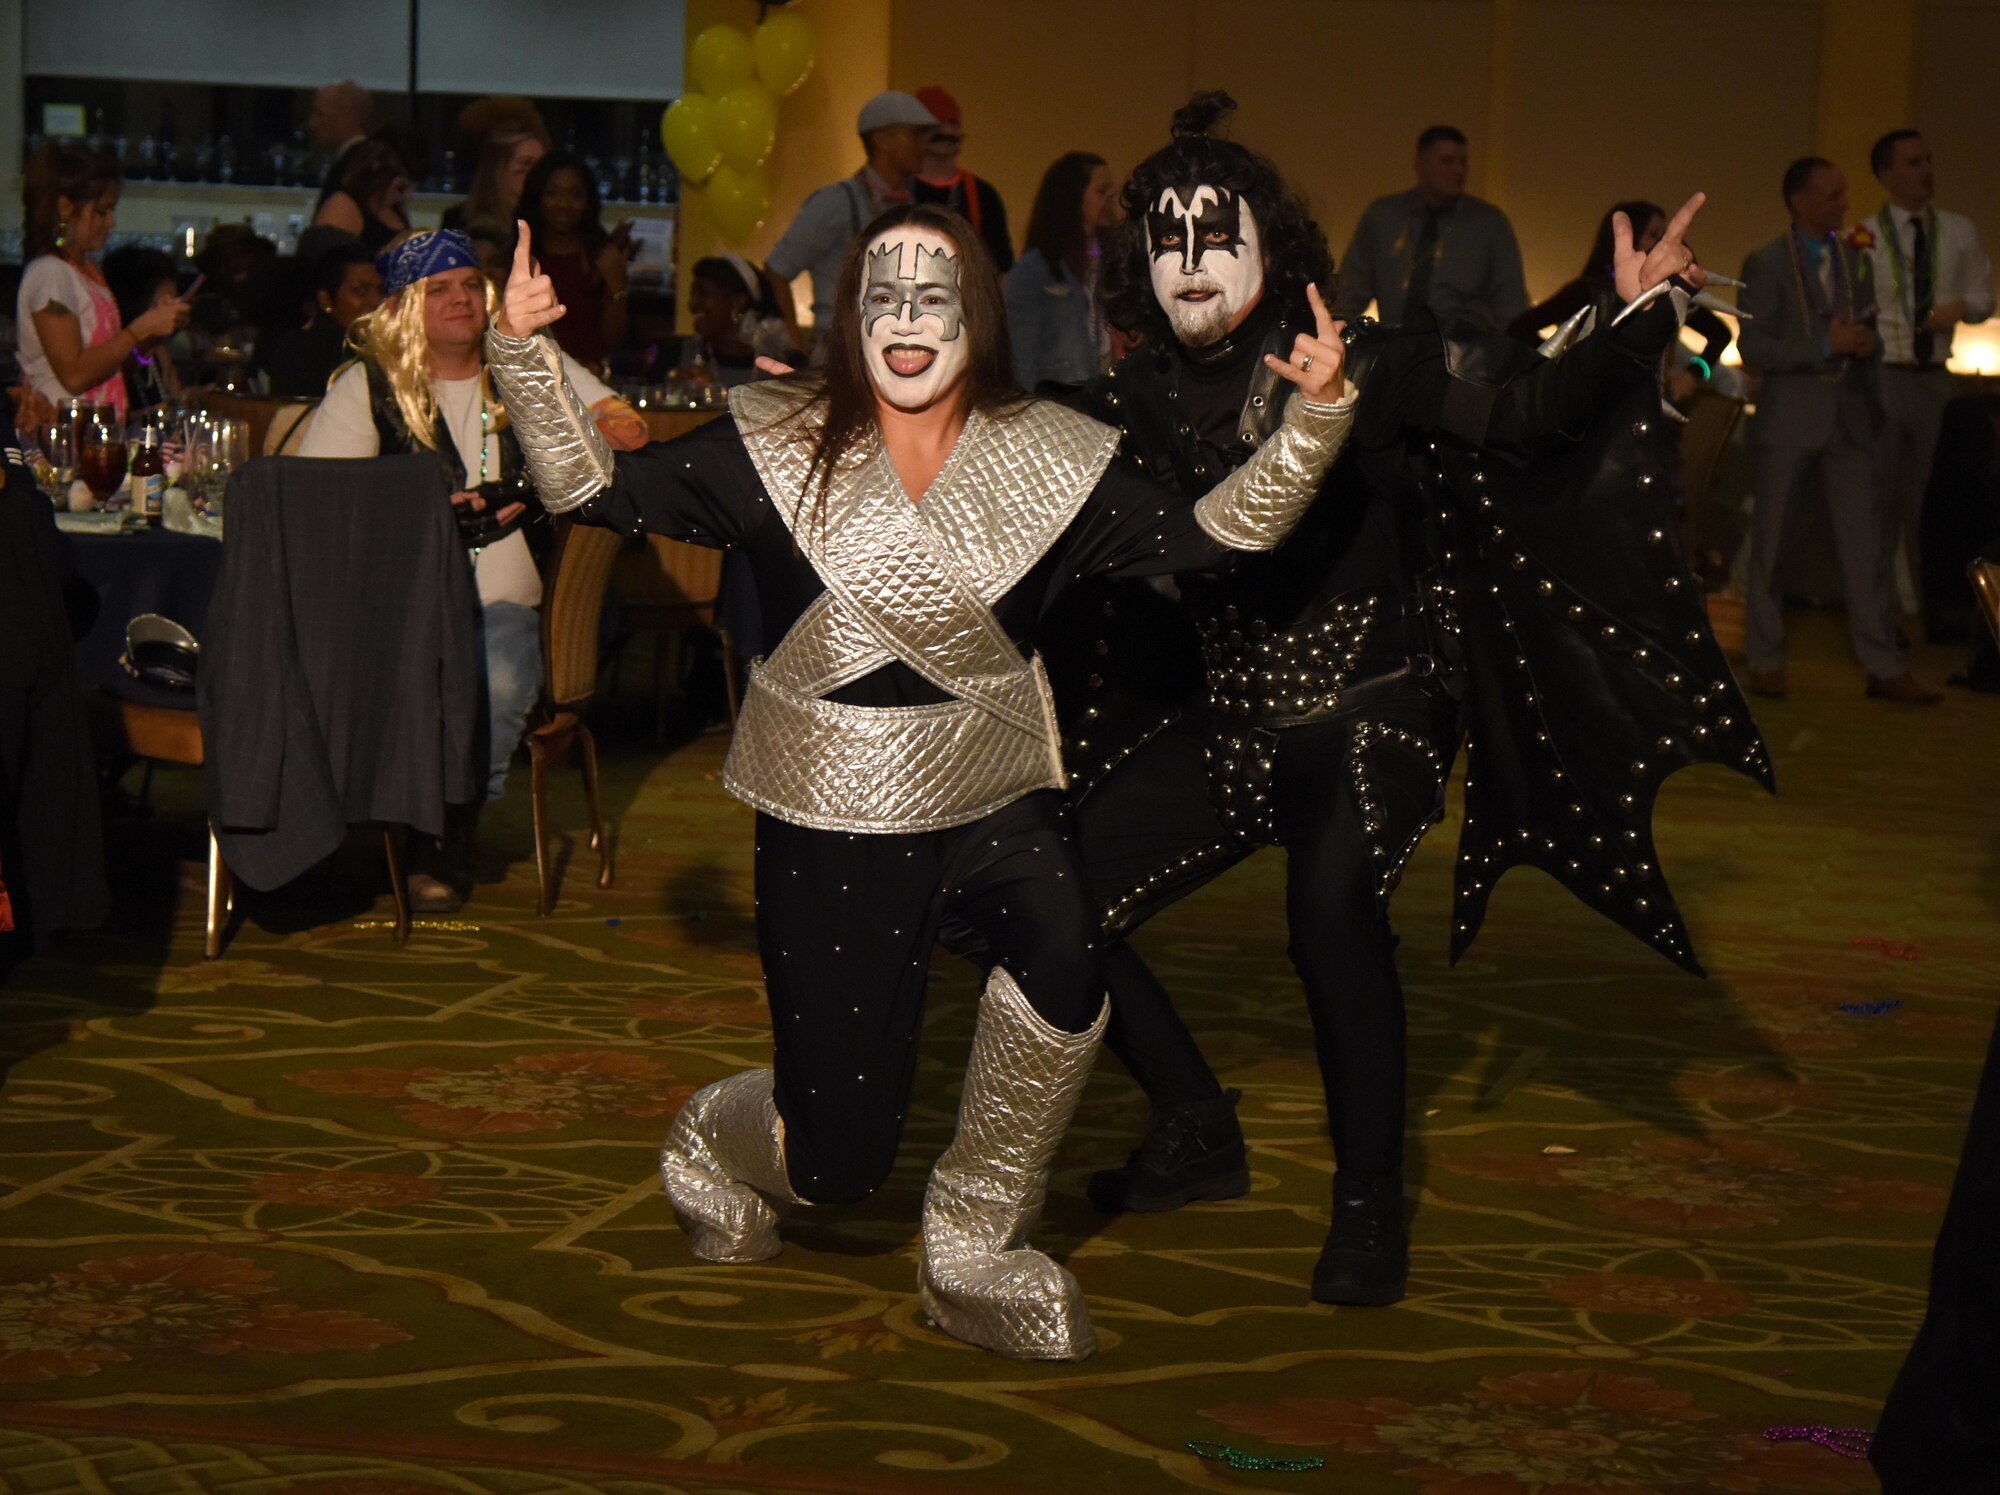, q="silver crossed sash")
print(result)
[722,380,1119,834]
